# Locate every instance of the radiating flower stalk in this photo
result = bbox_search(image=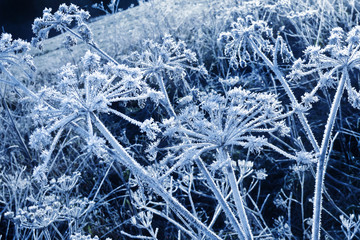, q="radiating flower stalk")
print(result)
[160,83,293,238]
[130,35,207,117]
[219,17,360,240]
